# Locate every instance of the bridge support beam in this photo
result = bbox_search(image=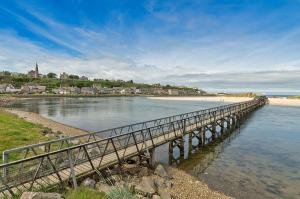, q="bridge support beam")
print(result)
[199,127,205,146]
[149,148,156,168]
